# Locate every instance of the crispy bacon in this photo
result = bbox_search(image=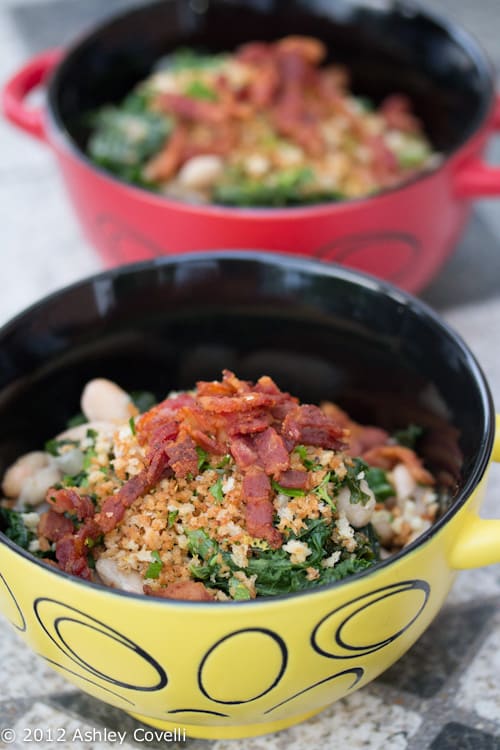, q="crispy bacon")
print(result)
[254,427,290,476]
[320,402,388,455]
[159,93,226,124]
[381,94,420,134]
[46,488,95,521]
[242,467,271,501]
[362,445,435,485]
[143,124,187,182]
[246,499,282,548]
[166,436,198,478]
[277,469,310,490]
[282,405,346,450]
[96,473,150,533]
[38,510,74,542]
[199,392,275,413]
[55,519,101,581]
[144,581,215,601]
[230,435,259,469]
